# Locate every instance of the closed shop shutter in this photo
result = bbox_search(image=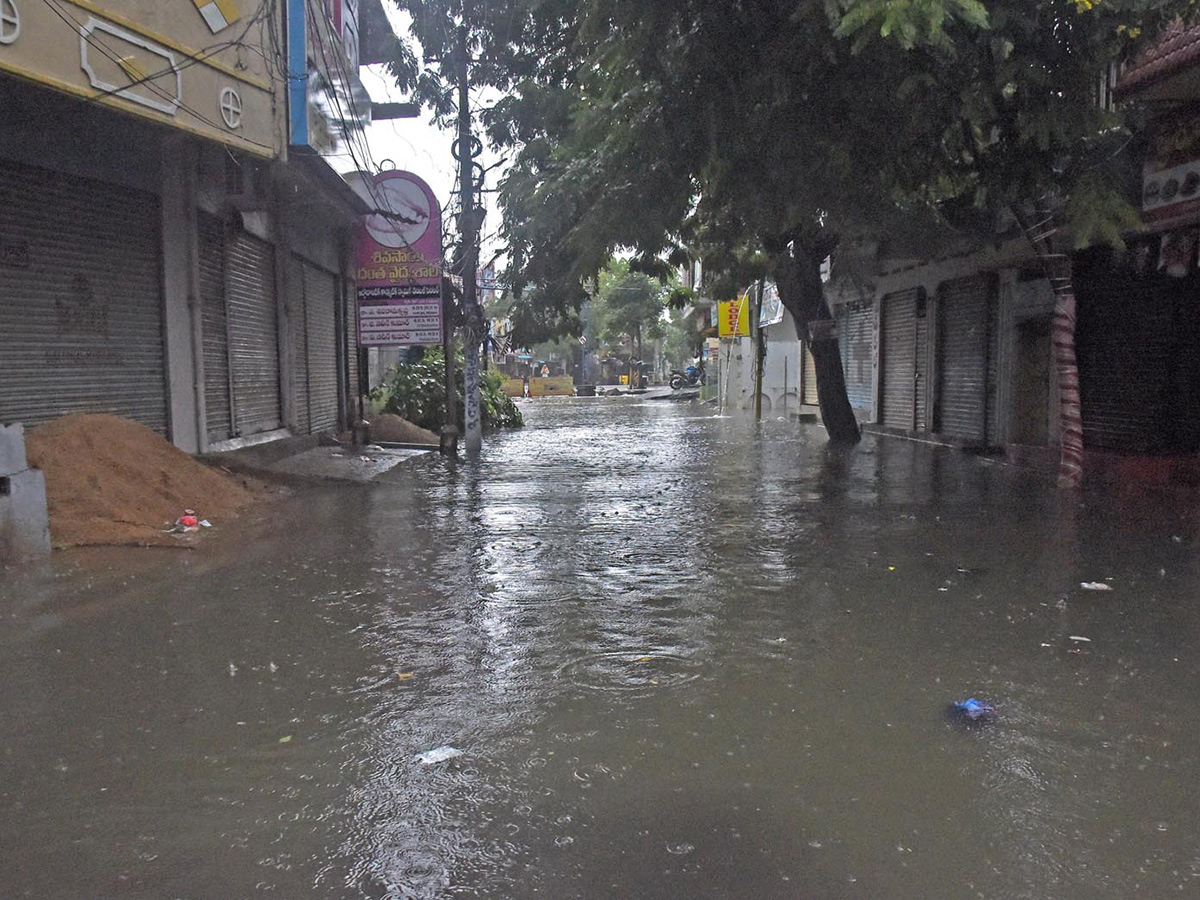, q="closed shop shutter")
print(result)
[879,288,927,431]
[226,231,281,435]
[0,161,166,432]
[345,278,360,418]
[801,342,819,406]
[288,255,310,434]
[303,263,339,431]
[839,301,874,410]
[936,275,997,442]
[1076,258,1178,452]
[198,213,232,442]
